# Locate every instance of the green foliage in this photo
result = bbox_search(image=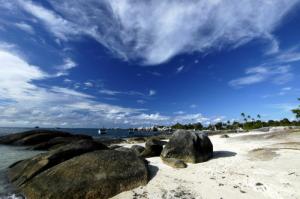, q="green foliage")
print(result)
[170,117,300,131]
[292,98,300,119]
[171,122,203,130]
[170,99,300,131]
